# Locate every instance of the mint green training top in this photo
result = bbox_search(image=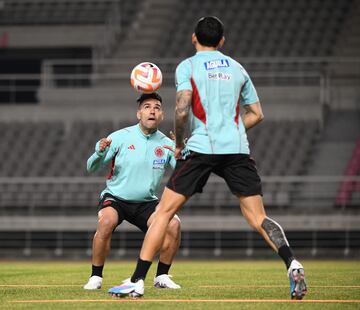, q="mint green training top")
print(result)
[87,124,176,202]
[175,50,259,154]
